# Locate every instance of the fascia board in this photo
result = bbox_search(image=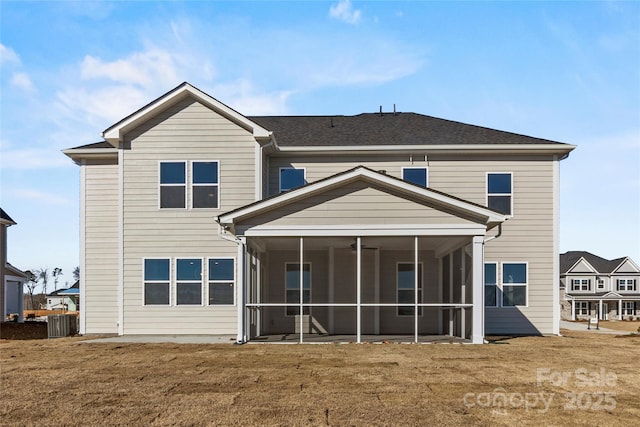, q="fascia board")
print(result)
[611,257,640,274]
[62,148,118,164]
